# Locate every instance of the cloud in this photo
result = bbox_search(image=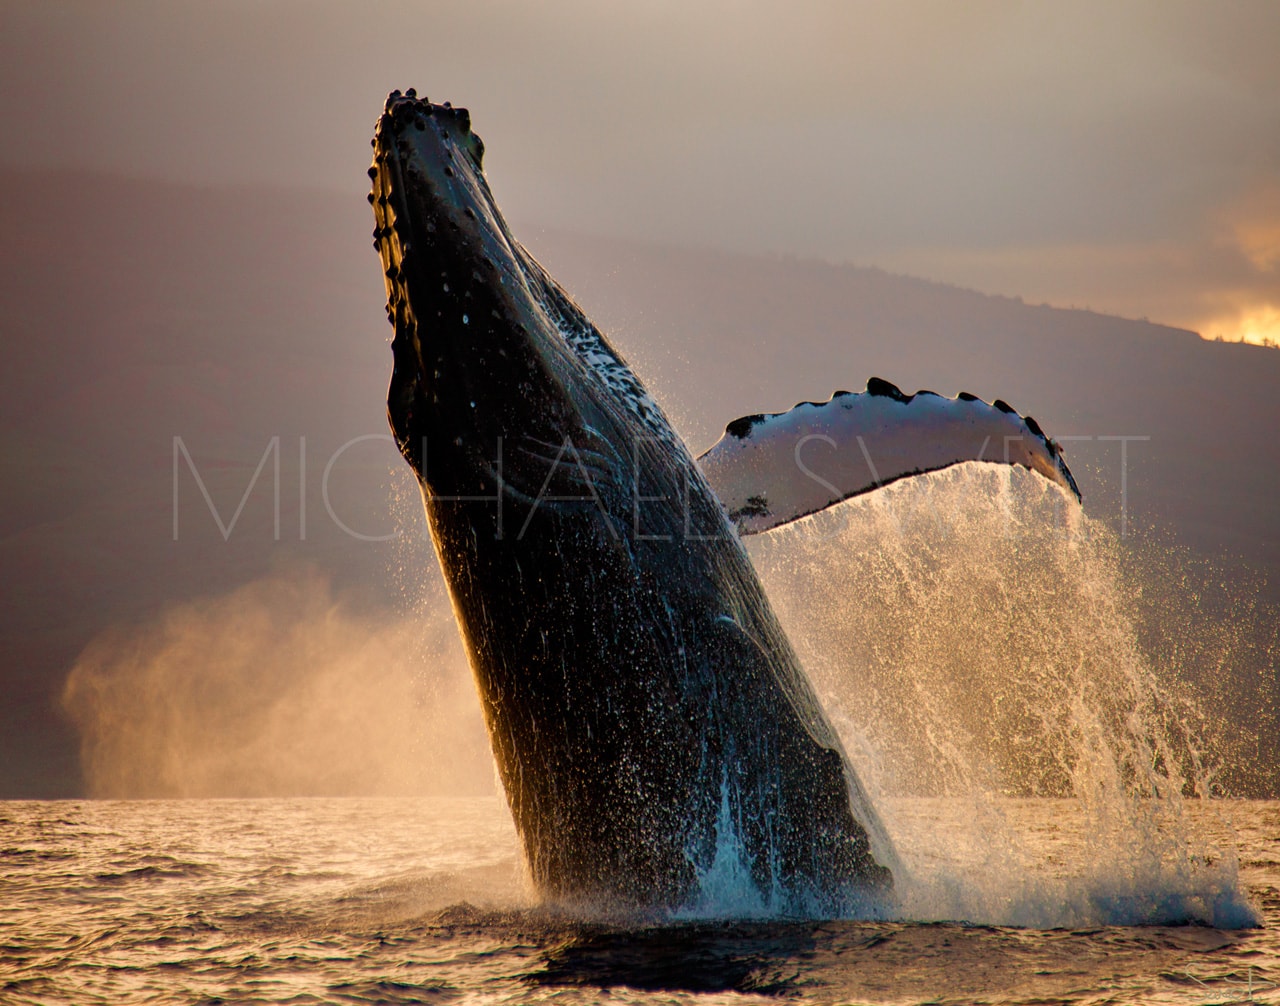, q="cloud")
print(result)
[1193,182,1280,345]
[1228,187,1280,274]
[60,565,495,797]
